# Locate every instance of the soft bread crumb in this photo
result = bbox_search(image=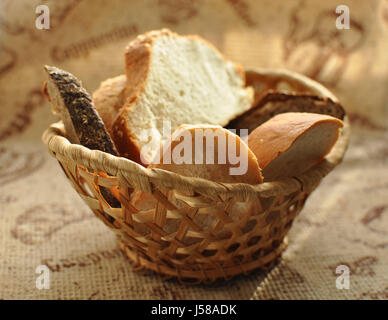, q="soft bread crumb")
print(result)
[112,29,254,165]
